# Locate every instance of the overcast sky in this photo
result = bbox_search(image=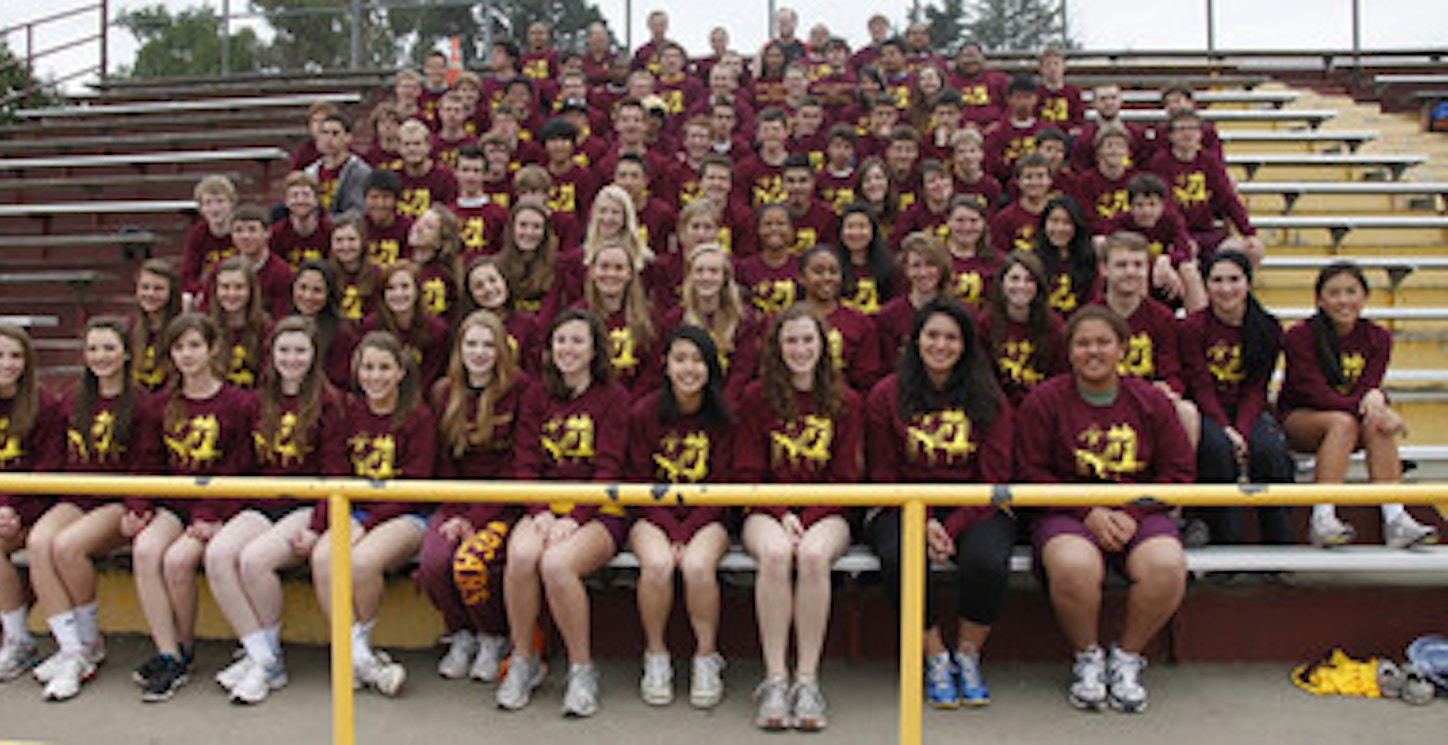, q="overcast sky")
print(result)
[6,0,1446,86]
